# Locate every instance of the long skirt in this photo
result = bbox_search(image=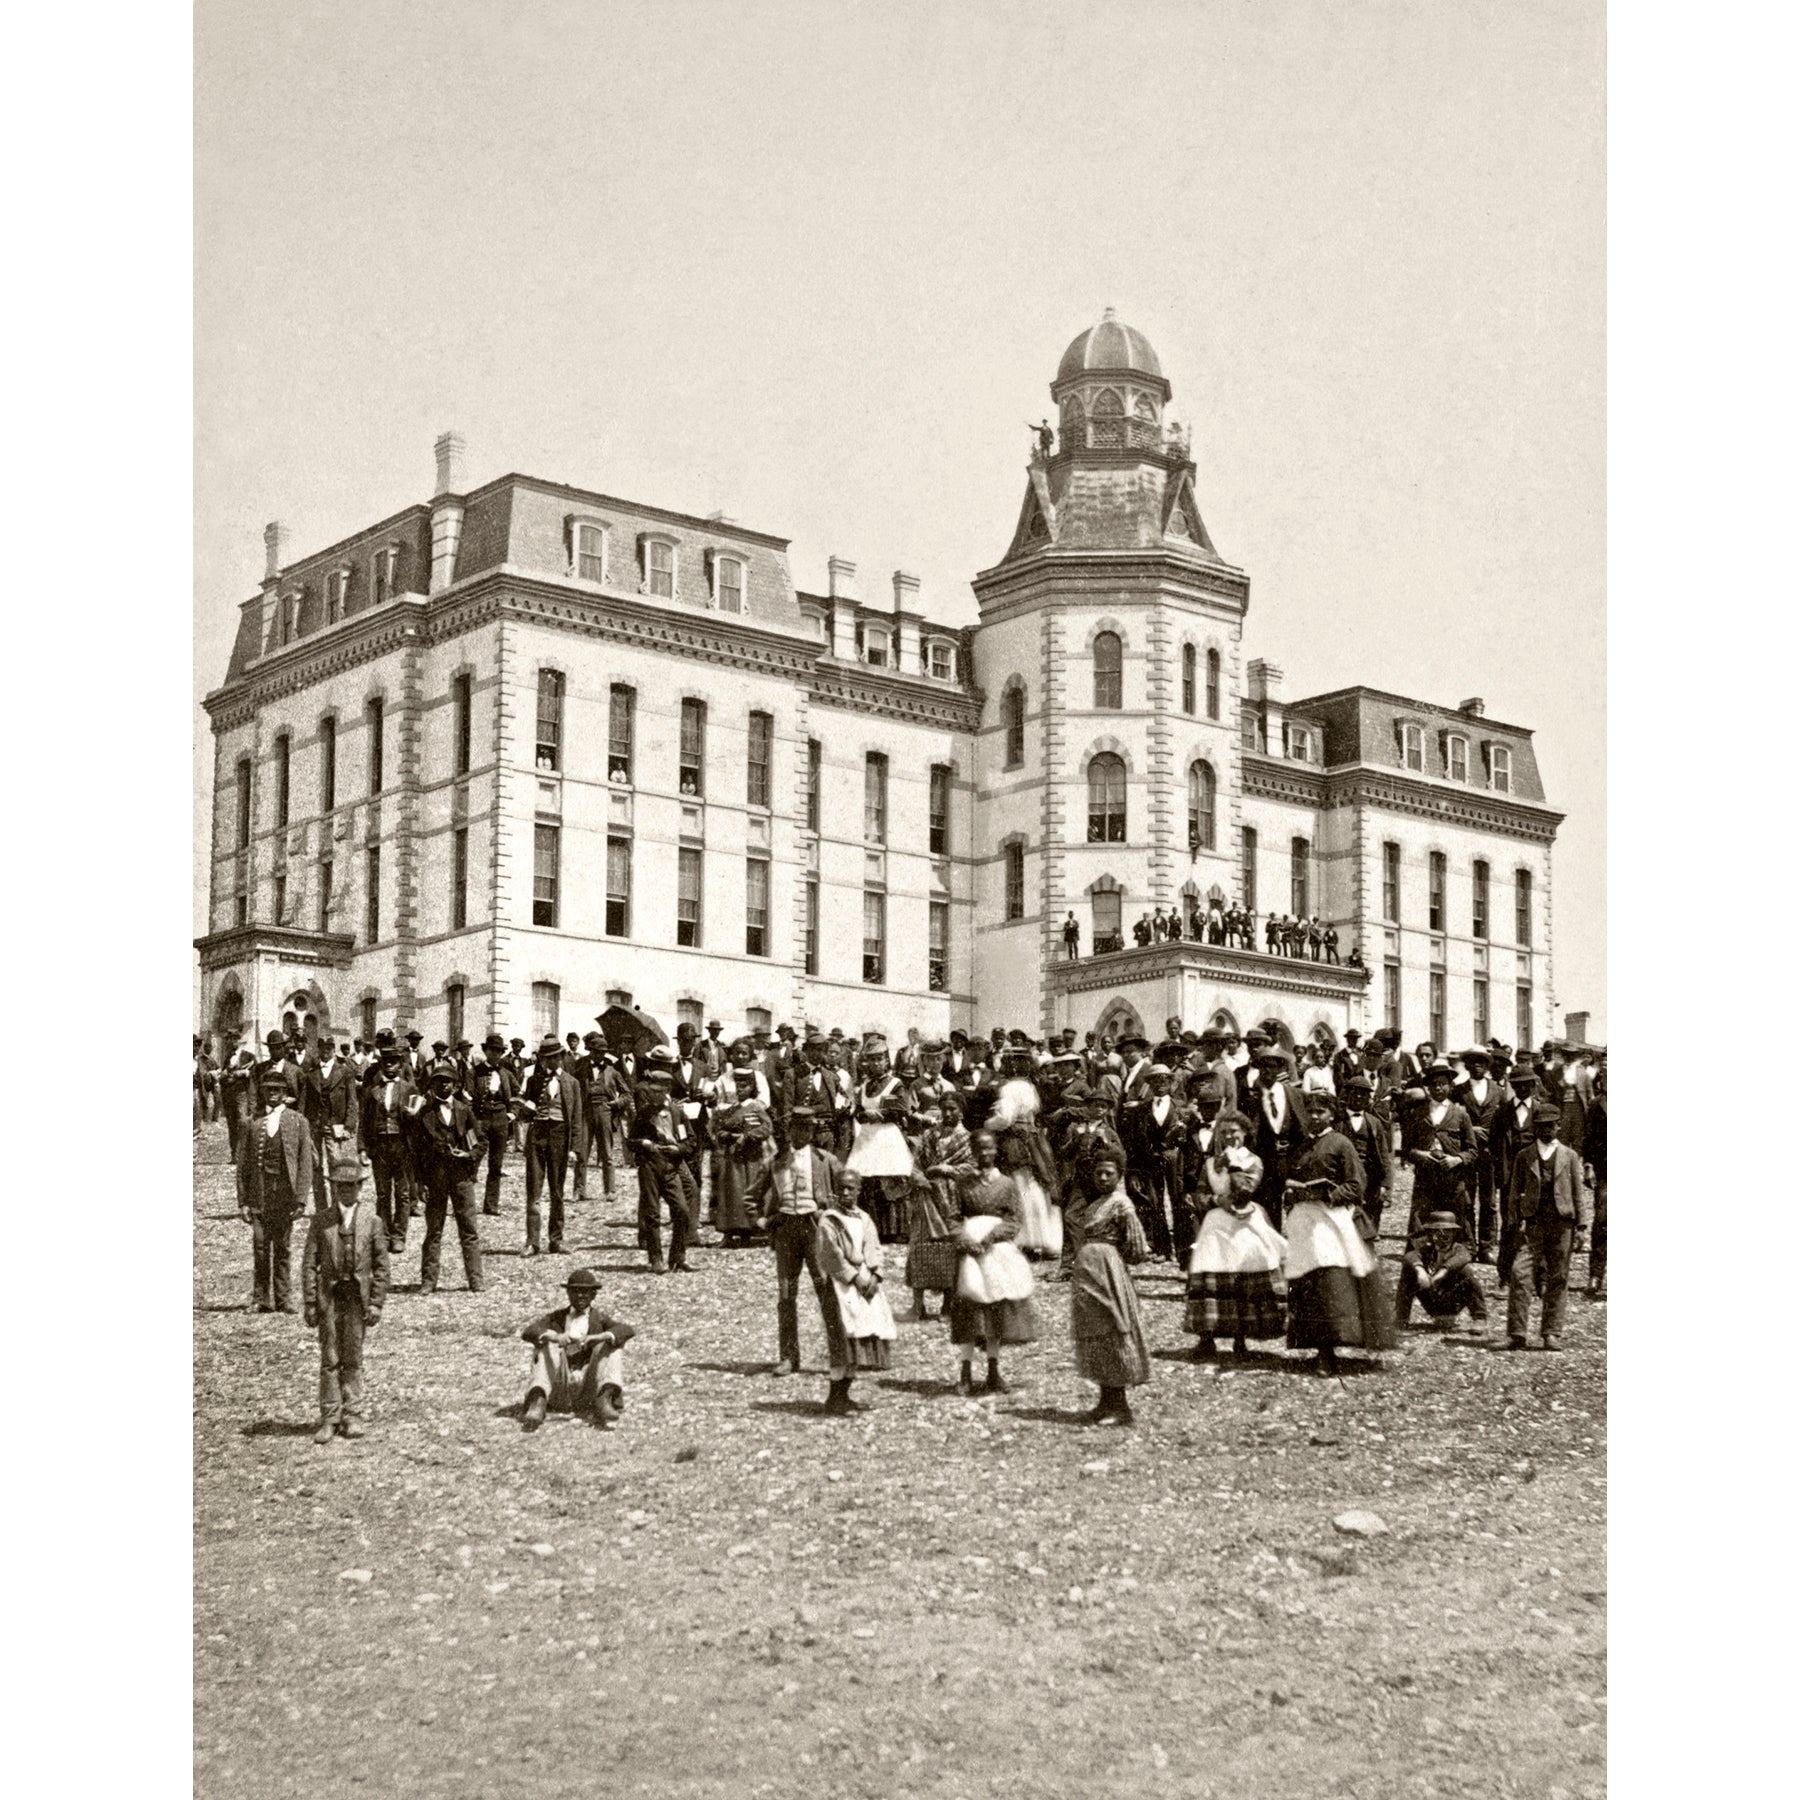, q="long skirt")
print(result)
[947,1239,1039,1349]
[905,1235,959,1293]
[1013,1171,1063,1257]
[1286,1266,1395,1351]
[1070,1242,1150,1387]
[822,1285,895,1374]
[1184,1269,1287,1340]
[714,1149,765,1234]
